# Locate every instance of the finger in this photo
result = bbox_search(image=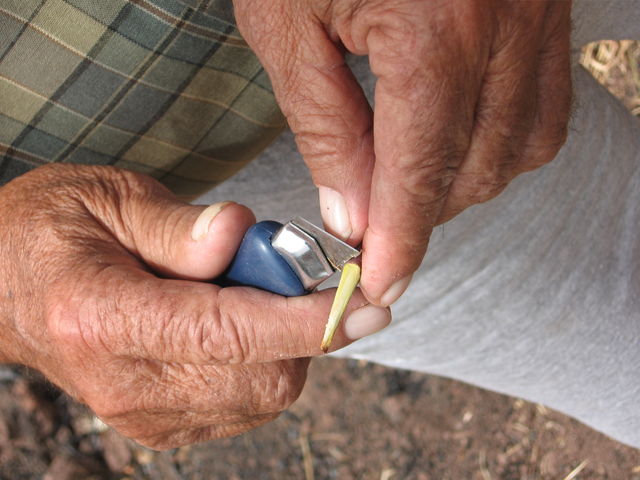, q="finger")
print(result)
[106,409,277,438]
[145,200,255,280]
[359,4,486,305]
[234,1,374,243]
[97,172,256,279]
[52,265,391,364]
[436,9,547,224]
[519,2,572,172]
[83,359,307,435]
[135,413,280,450]
[104,360,310,417]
